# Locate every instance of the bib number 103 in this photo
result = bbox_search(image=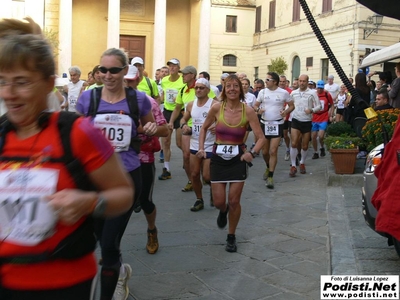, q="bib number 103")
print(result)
[101,127,124,141]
